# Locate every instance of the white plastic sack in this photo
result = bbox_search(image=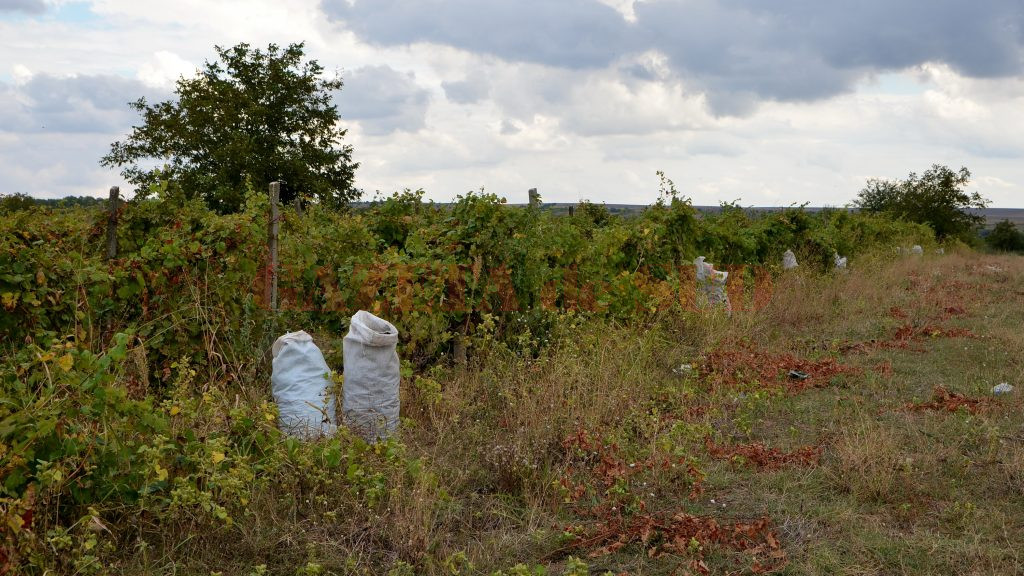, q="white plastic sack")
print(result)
[694,256,731,312]
[782,250,798,270]
[343,311,401,442]
[834,252,848,270]
[271,331,337,439]
[911,245,924,256]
